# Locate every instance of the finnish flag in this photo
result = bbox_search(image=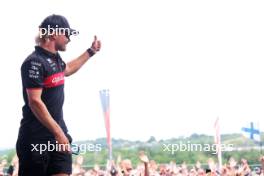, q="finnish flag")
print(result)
[241,122,261,142]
